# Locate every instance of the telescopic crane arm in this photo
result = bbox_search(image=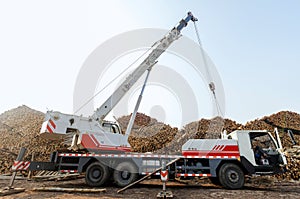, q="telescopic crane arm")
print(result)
[92,12,197,121]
